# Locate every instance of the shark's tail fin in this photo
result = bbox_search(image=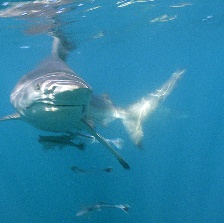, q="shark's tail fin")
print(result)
[120,69,185,147]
